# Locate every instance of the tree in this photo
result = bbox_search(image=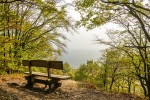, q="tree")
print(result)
[75,0,150,97]
[75,0,150,41]
[99,48,137,93]
[75,60,101,86]
[0,0,75,74]
[63,62,74,78]
[98,51,109,90]
[97,21,150,96]
[0,0,23,3]
[100,48,123,92]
